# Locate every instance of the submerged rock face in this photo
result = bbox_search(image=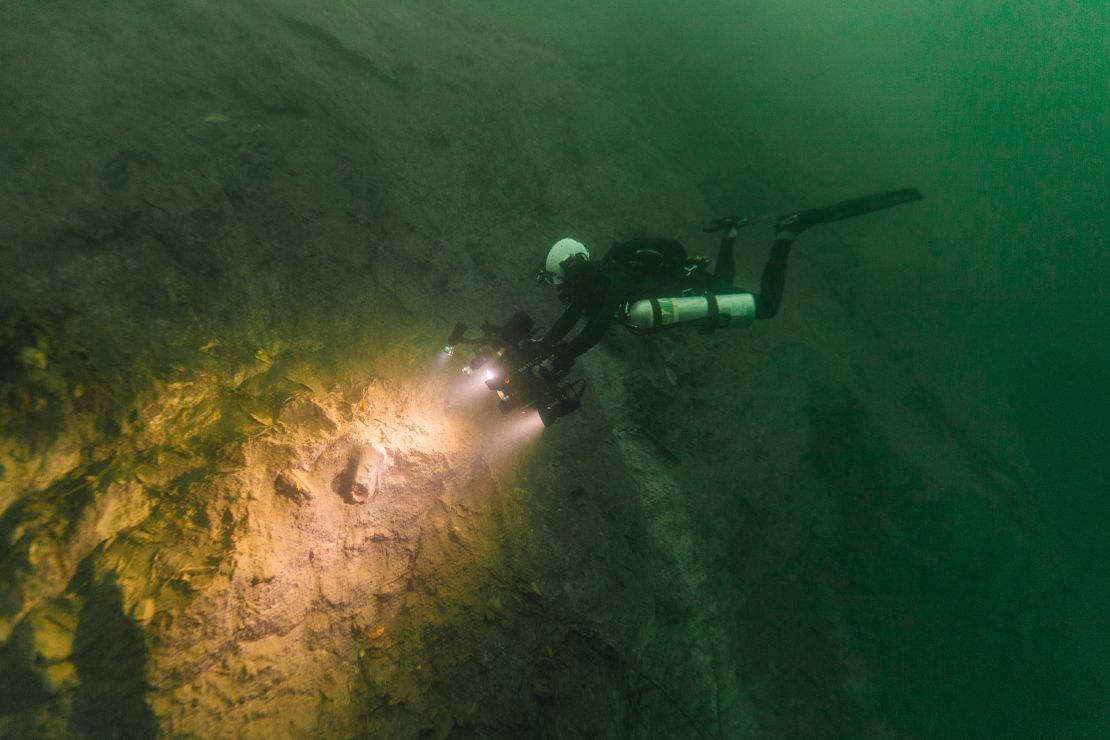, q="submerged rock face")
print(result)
[274,469,314,503]
[4,597,80,697]
[0,2,1057,738]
